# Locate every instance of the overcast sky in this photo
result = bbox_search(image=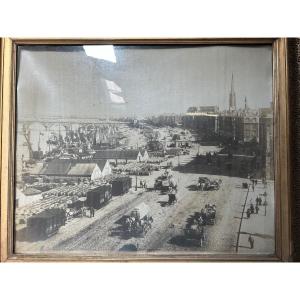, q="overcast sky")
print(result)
[17,45,272,119]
